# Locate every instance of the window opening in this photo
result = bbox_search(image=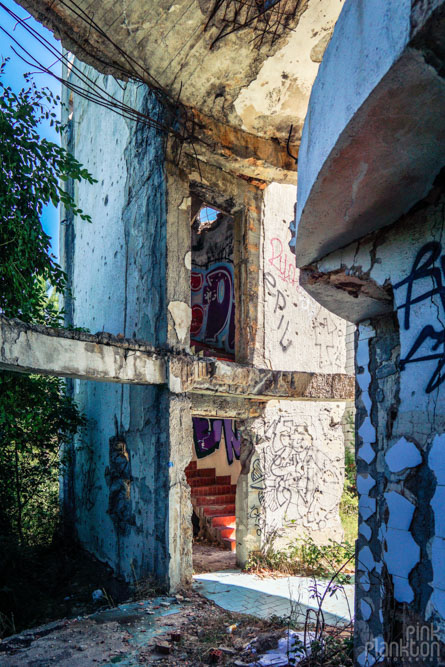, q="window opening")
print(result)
[190,200,236,361]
